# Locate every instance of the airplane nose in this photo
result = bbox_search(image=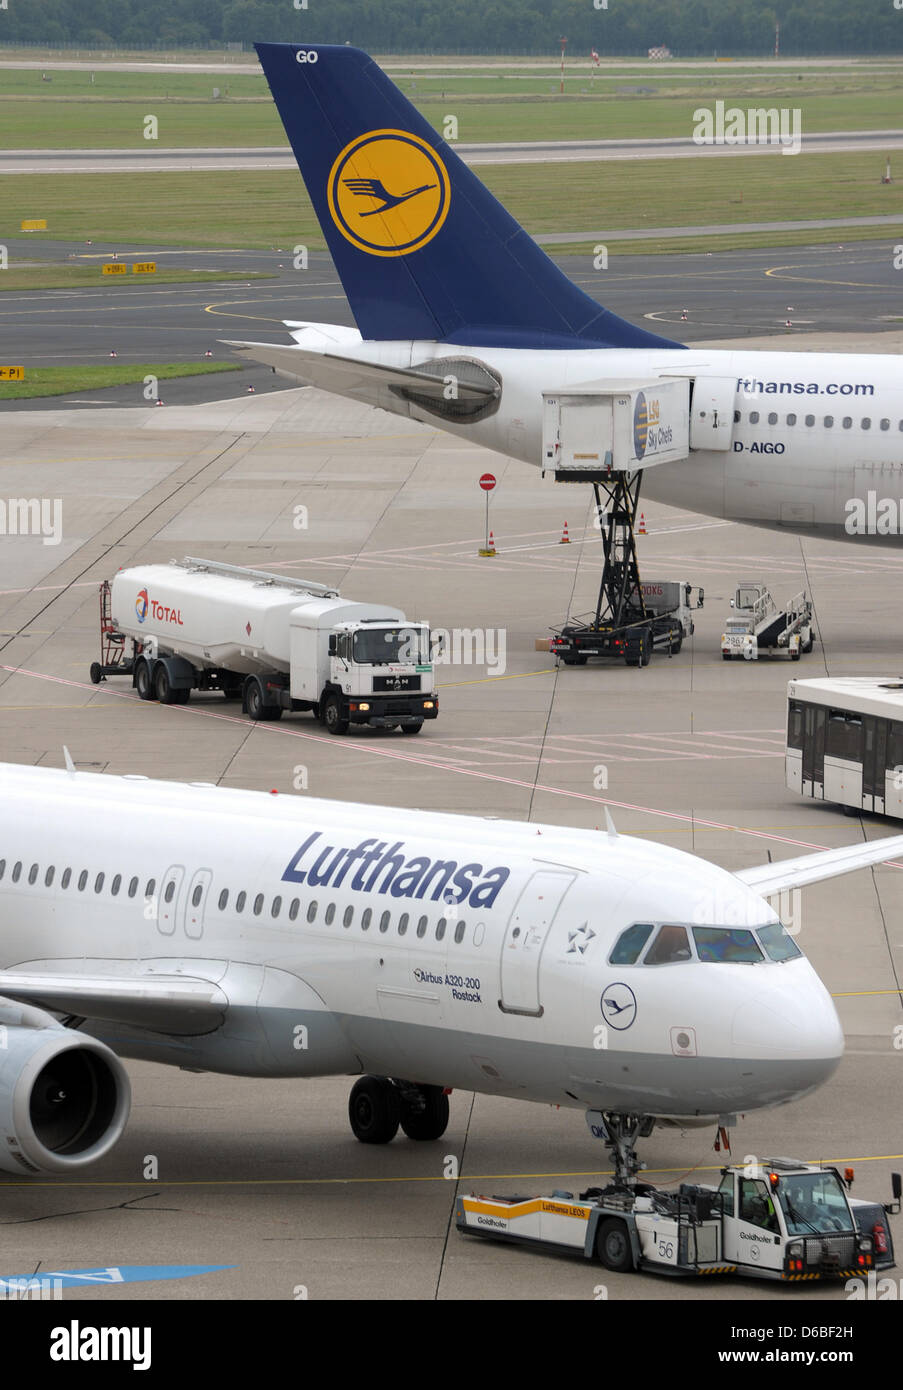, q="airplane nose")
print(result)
[730,964,843,1100]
